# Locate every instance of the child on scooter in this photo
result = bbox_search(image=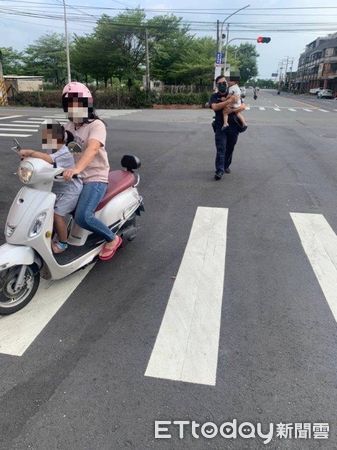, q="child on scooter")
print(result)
[19,120,83,254]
